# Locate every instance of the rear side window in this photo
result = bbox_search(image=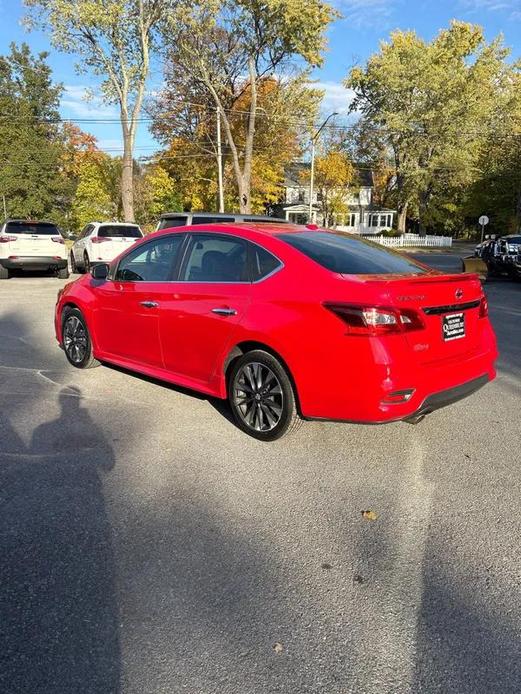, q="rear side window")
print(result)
[98,225,142,238]
[5,221,60,236]
[192,216,234,225]
[251,245,282,281]
[182,234,247,282]
[278,232,429,275]
[158,216,189,230]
